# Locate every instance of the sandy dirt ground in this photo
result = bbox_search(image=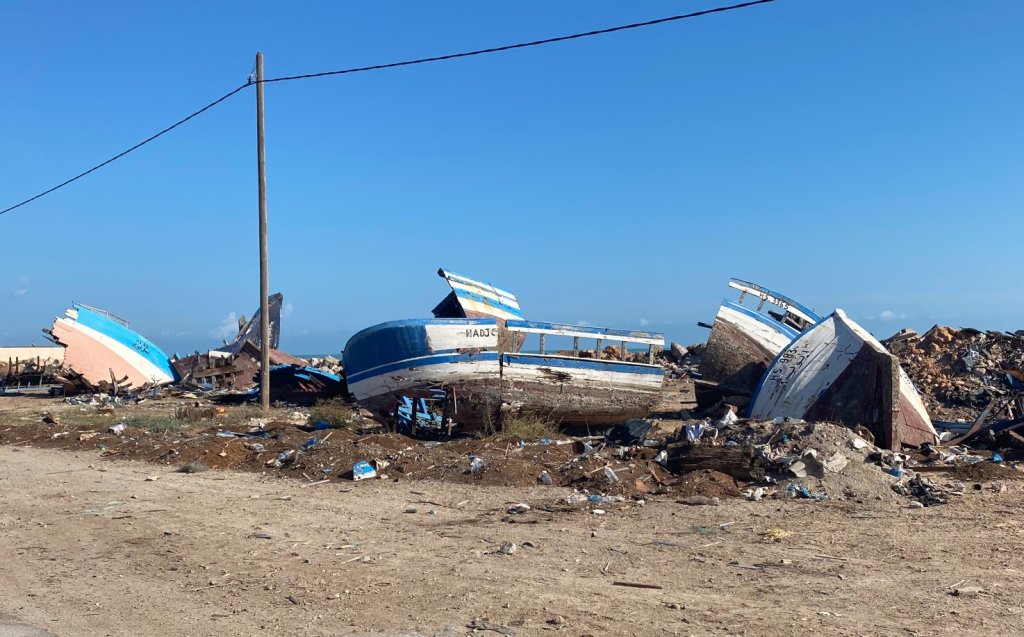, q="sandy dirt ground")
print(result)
[2,442,1024,637]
